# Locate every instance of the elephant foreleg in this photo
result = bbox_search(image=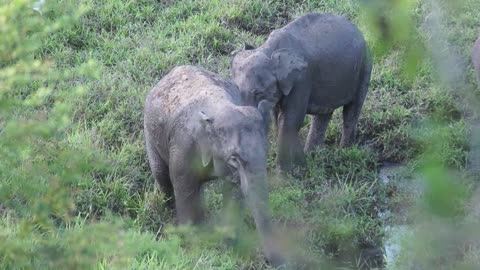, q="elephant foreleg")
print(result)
[169,153,205,225]
[145,131,174,208]
[276,87,309,172]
